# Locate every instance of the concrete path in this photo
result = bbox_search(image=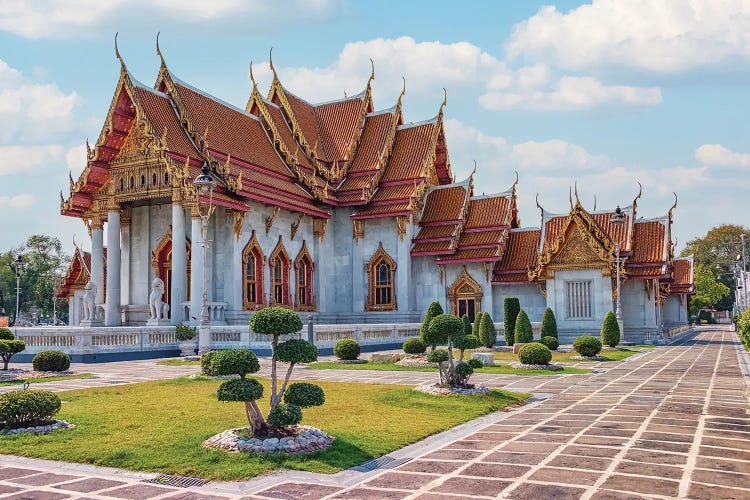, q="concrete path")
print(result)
[1,327,748,499]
